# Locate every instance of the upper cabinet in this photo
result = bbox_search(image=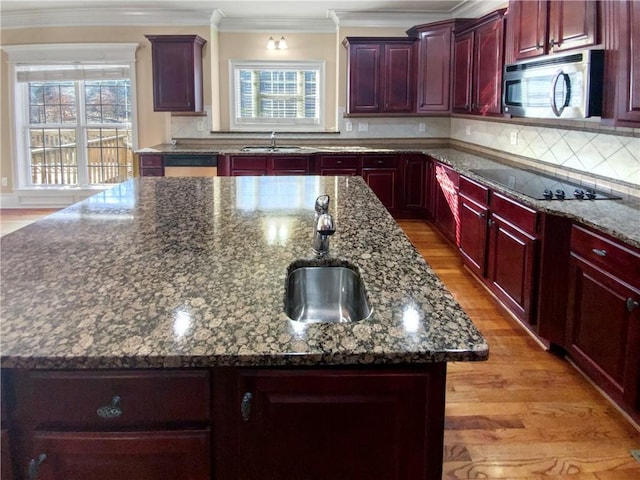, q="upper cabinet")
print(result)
[602,0,640,125]
[343,37,417,114]
[452,9,507,115]
[145,35,206,112]
[509,0,599,61]
[407,20,469,113]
